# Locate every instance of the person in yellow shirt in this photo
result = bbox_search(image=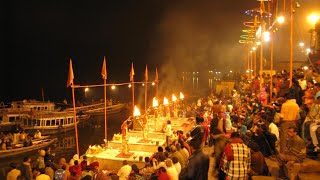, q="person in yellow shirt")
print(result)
[280,93,300,153]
